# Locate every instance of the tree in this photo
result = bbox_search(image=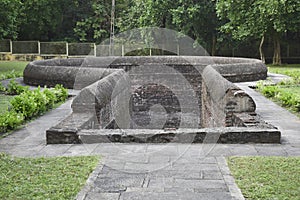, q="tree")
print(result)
[74,0,132,43]
[216,0,300,65]
[117,0,178,31]
[118,0,221,55]
[18,0,64,41]
[0,0,22,39]
[171,0,220,55]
